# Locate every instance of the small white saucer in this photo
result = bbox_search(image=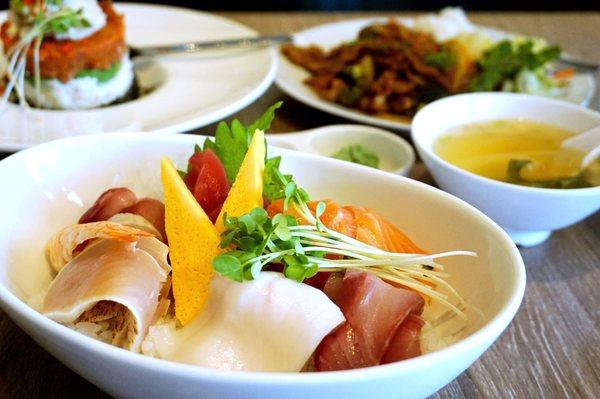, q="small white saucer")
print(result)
[267,125,415,176]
